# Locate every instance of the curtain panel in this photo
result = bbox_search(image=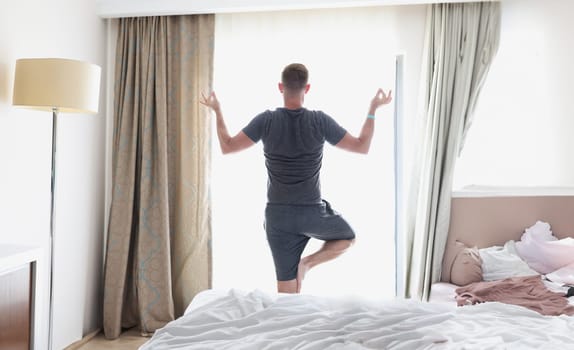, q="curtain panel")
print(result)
[103,14,214,339]
[404,2,500,300]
